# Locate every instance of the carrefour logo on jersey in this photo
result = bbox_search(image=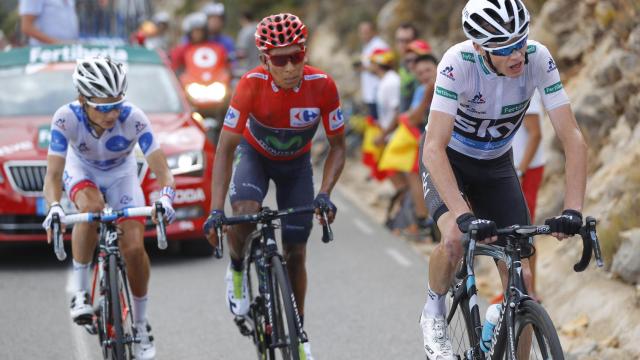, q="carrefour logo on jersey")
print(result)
[290,108,320,128]
[29,44,128,64]
[329,108,344,131]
